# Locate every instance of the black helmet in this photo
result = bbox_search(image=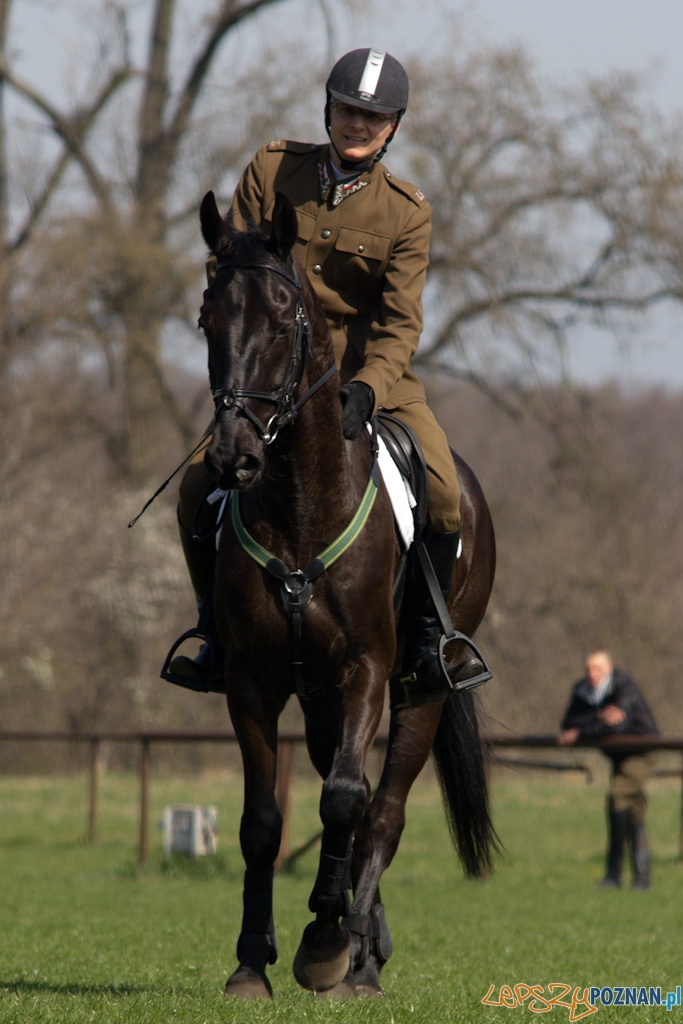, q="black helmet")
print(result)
[326,48,409,115]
